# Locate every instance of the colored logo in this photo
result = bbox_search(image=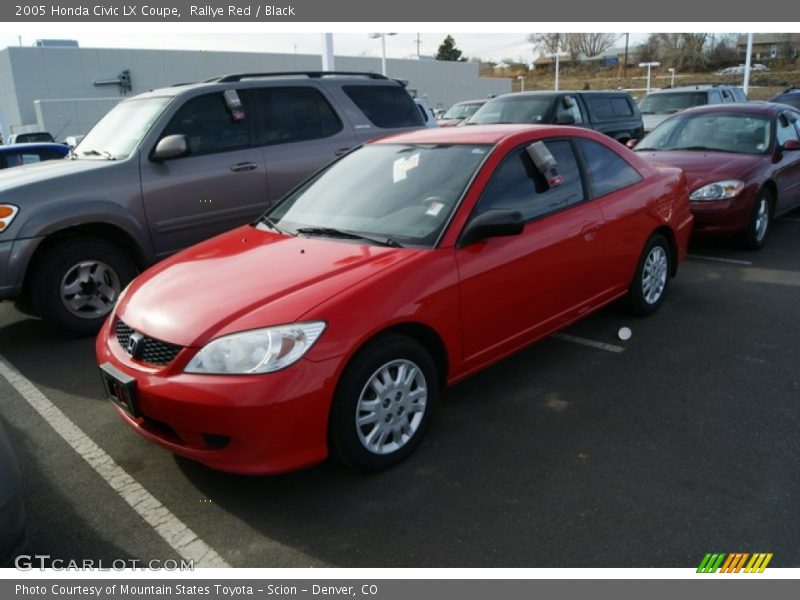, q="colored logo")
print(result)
[697,553,773,573]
